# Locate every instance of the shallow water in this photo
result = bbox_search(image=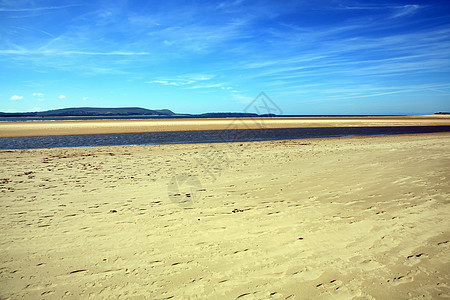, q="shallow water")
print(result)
[0,126,449,150]
[0,115,403,122]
